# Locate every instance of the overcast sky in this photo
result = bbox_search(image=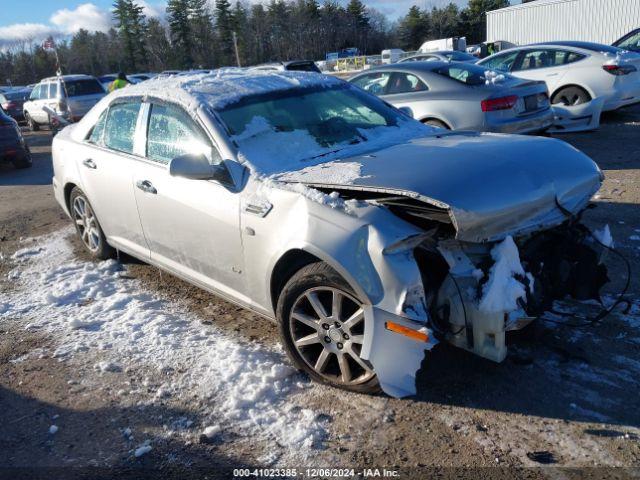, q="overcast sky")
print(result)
[0,0,519,46]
